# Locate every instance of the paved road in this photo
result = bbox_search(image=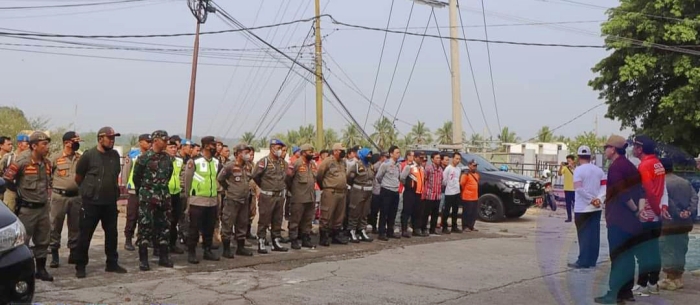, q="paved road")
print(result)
[35,208,700,304]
